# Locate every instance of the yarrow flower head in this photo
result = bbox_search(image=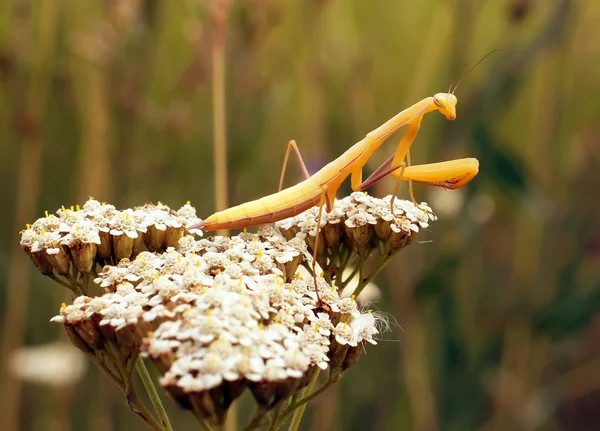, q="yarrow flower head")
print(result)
[24,194,431,429]
[275,192,436,298]
[20,198,203,294]
[51,228,382,425]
